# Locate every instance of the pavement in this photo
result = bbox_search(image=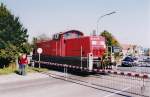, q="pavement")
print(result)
[117,66,150,74]
[0,73,49,84]
[0,71,149,97]
[0,72,130,97]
